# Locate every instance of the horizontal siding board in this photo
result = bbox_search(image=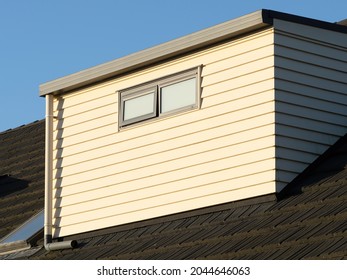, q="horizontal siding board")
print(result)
[276,135,329,155]
[276,91,347,116]
[55,90,273,164]
[274,33,347,63]
[57,138,272,182]
[202,67,274,96]
[56,166,276,209]
[57,180,273,224]
[53,112,118,141]
[55,114,274,168]
[276,158,313,185]
[276,101,347,126]
[276,168,307,185]
[202,44,273,76]
[276,158,309,174]
[114,91,274,140]
[276,124,342,146]
[274,19,347,48]
[54,93,117,118]
[276,68,347,94]
[56,158,276,220]
[54,103,117,129]
[55,132,275,186]
[276,170,298,184]
[55,101,274,157]
[276,56,347,85]
[52,28,277,237]
[51,22,347,237]
[53,182,274,237]
[202,79,273,106]
[182,28,274,78]
[275,182,287,192]
[276,113,346,137]
[53,121,118,152]
[53,84,116,109]
[55,88,273,150]
[202,56,273,87]
[275,80,347,105]
[274,24,347,193]
[275,45,347,72]
[57,169,275,210]
[54,28,273,106]
[57,135,275,197]
[56,120,274,175]
[276,147,319,164]
[56,142,274,191]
